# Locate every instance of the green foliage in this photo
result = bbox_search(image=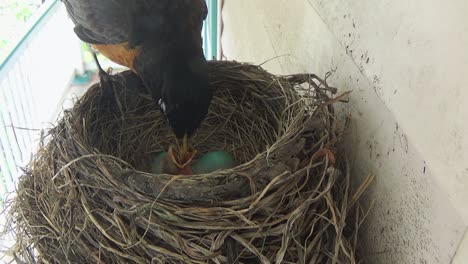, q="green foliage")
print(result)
[80,42,93,63]
[15,5,34,22]
[0,0,41,52]
[5,0,38,22]
[0,40,7,50]
[80,41,113,67]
